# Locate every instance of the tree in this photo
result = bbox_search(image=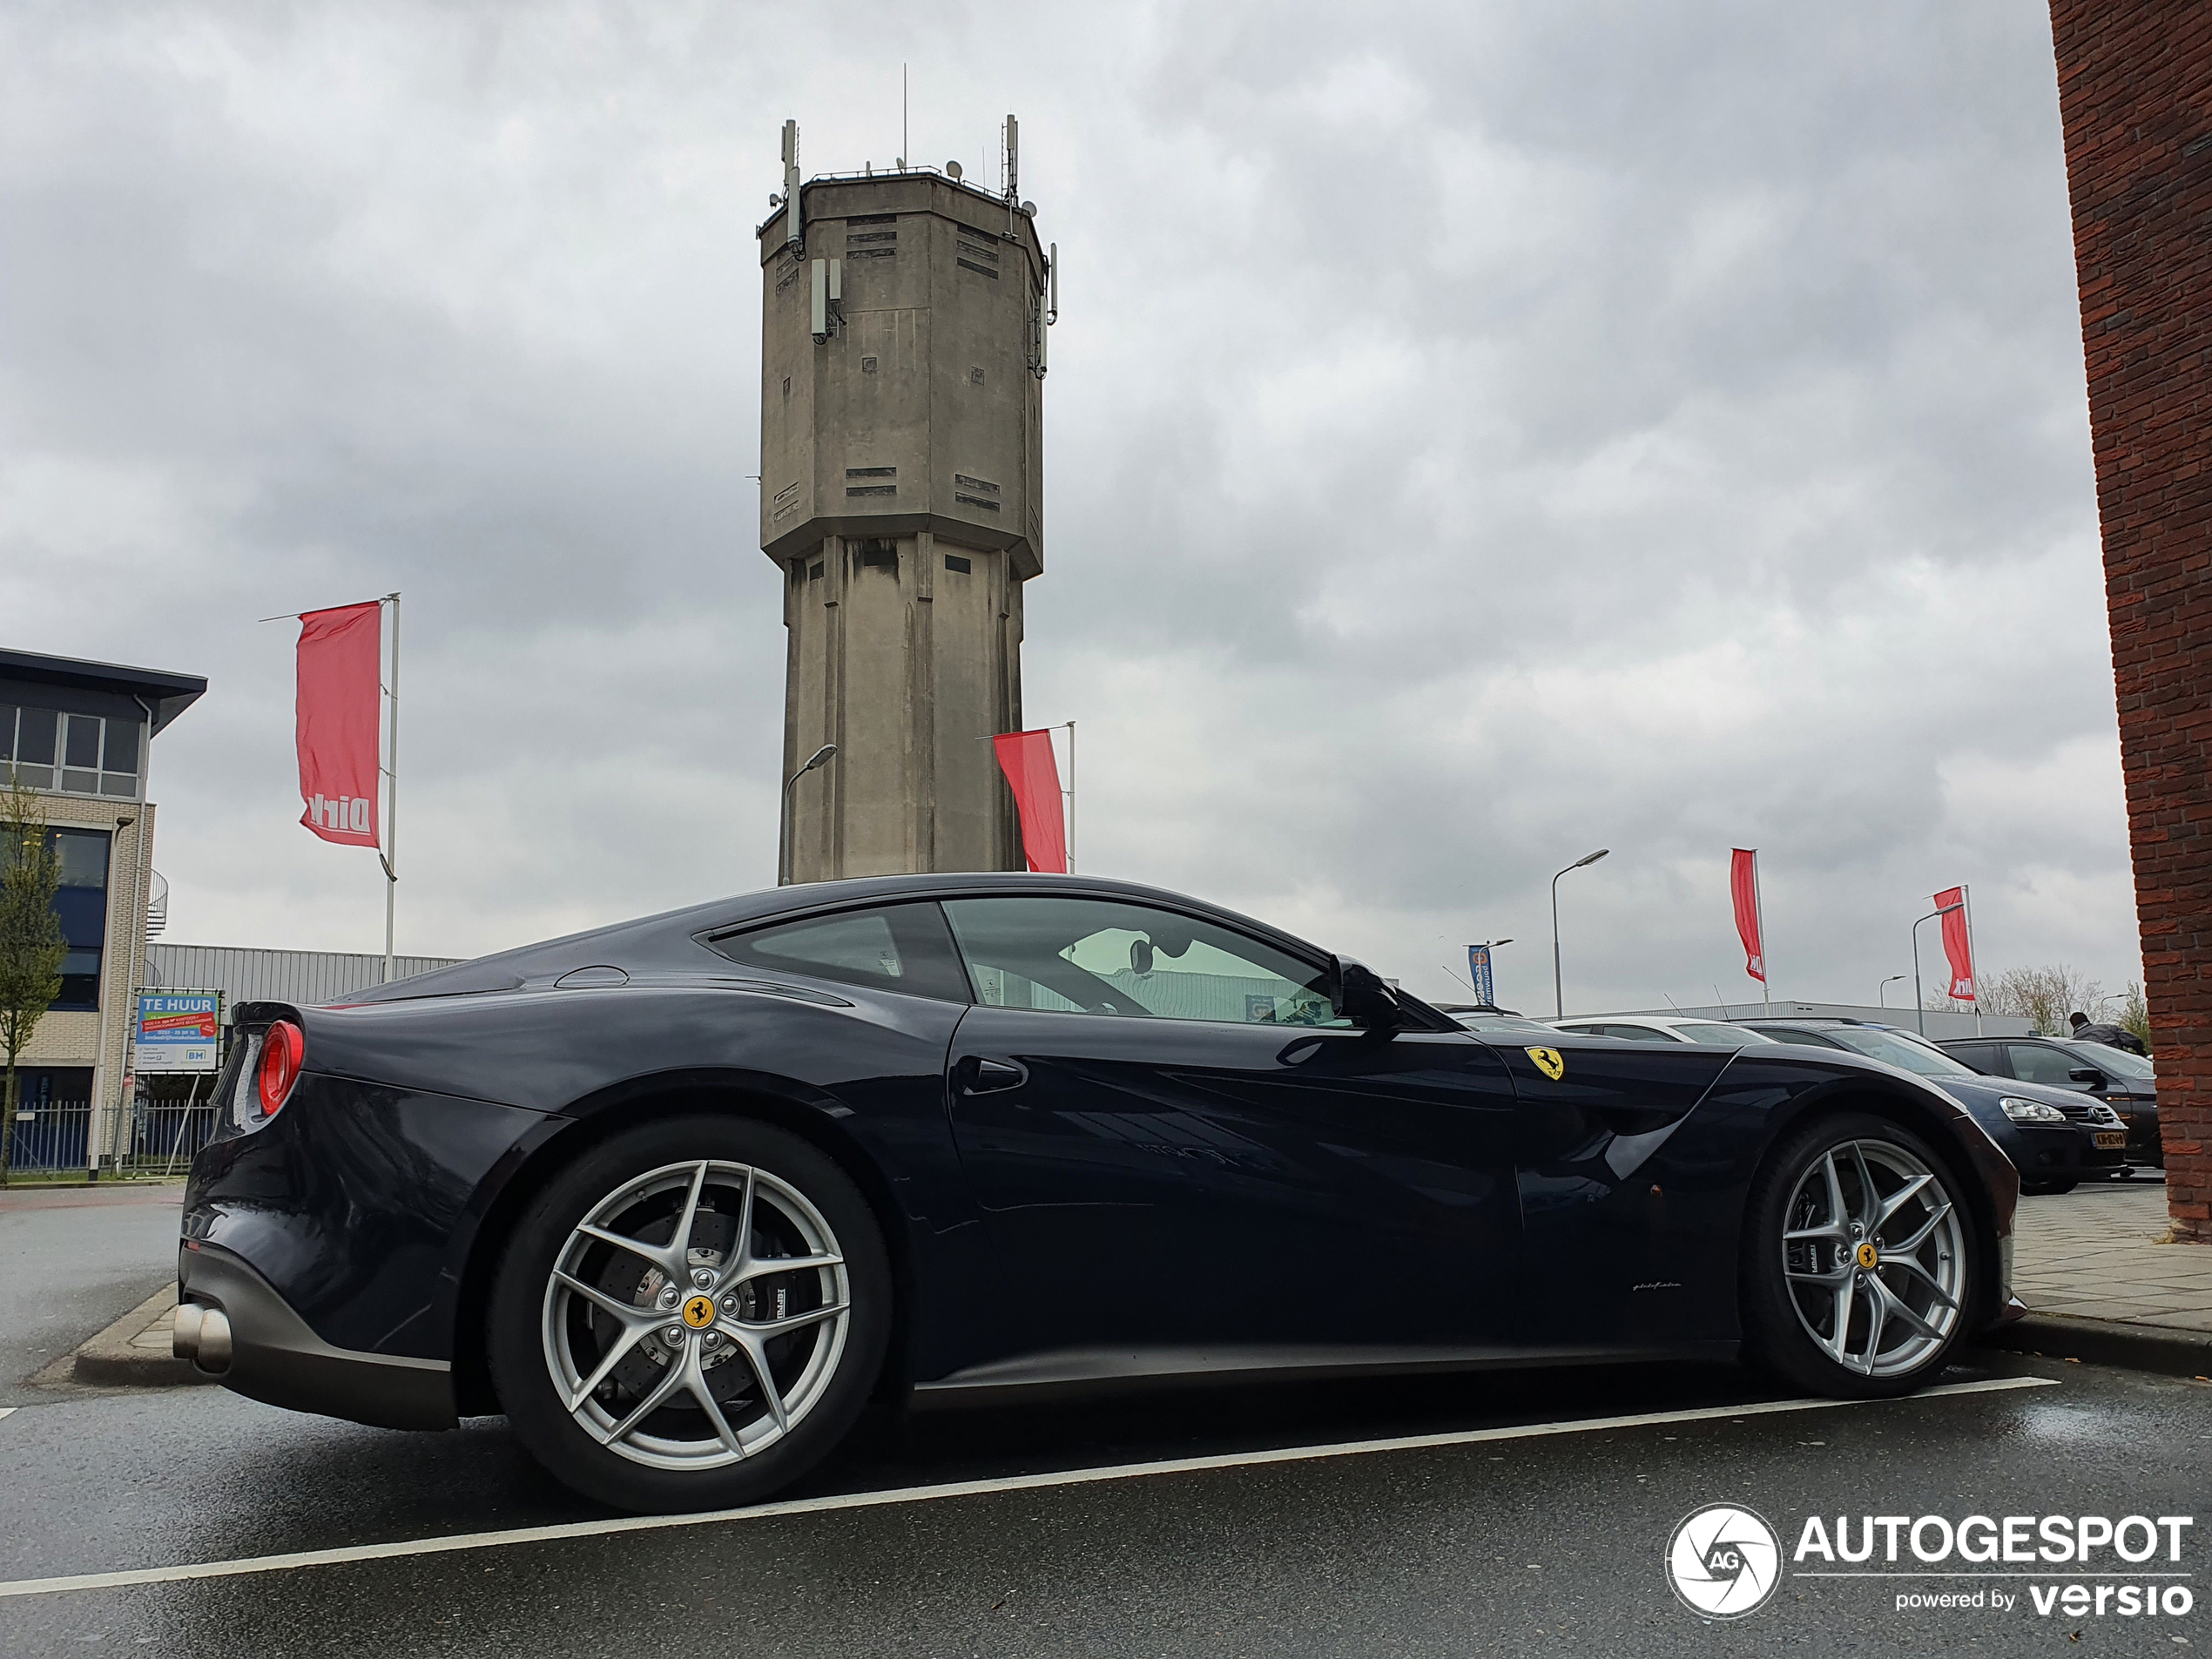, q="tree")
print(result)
[2114,982,2152,1053]
[1962,964,2106,1035]
[0,778,67,1185]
